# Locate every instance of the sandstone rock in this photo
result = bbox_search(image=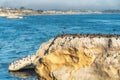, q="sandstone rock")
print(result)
[34,34,120,80]
[9,34,120,80]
